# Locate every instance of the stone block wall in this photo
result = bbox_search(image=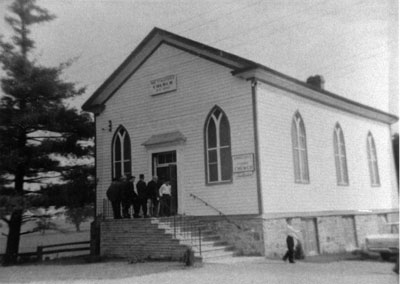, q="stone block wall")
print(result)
[100,219,189,260]
[192,215,264,256]
[262,218,287,258]
[317,216,347,253]
[262,211,398,257]
[354,214,379,248]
